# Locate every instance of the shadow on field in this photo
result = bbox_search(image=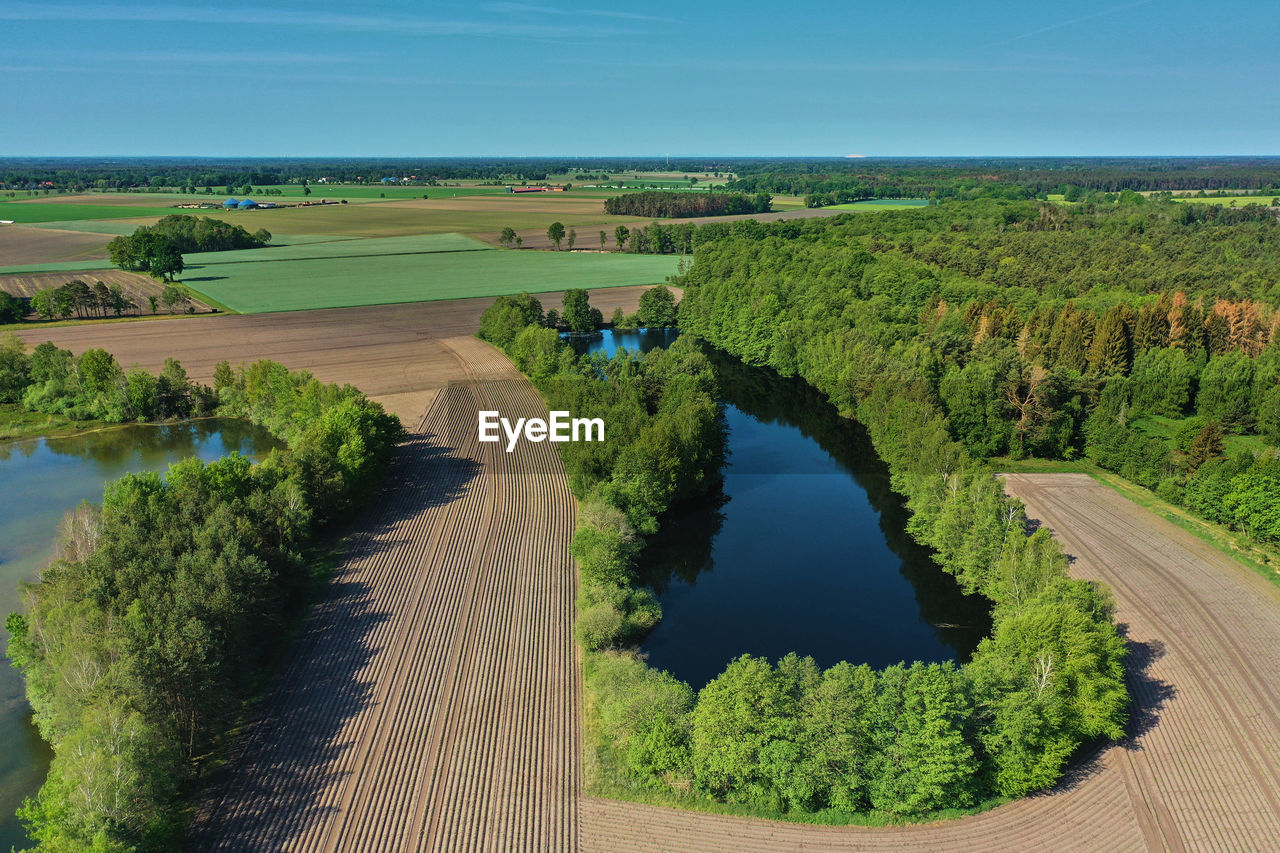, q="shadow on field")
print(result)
[182,275,228,283]
[187,433,480,849]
